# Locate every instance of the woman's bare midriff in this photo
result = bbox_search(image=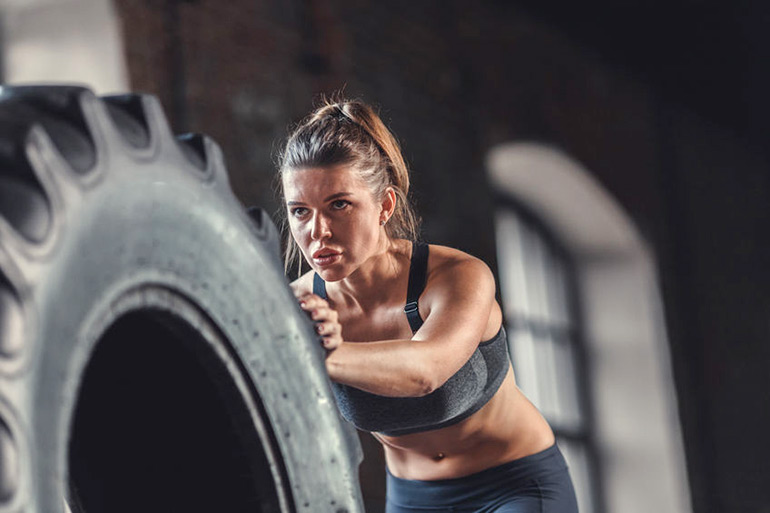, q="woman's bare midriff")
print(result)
[375,366,556,481]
